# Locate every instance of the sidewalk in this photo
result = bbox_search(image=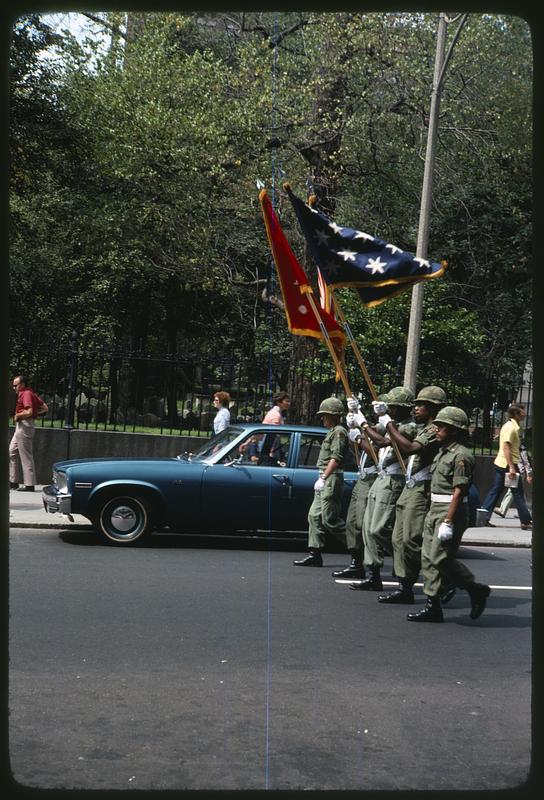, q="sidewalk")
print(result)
[9,485,92,530]
[7,486,532,546]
